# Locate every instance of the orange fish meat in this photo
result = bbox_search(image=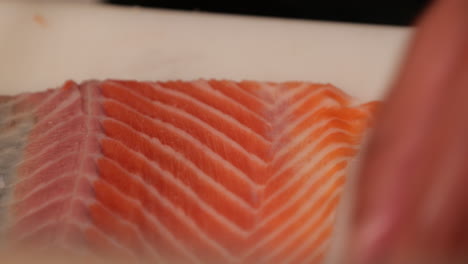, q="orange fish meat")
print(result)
[0,79,379,264]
